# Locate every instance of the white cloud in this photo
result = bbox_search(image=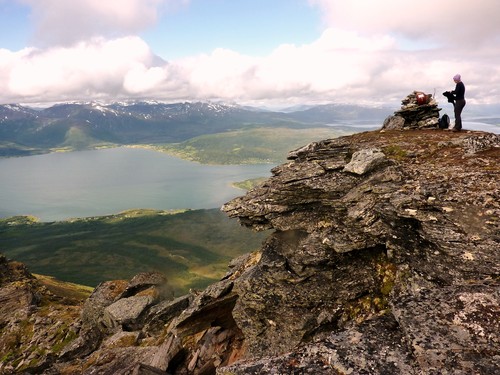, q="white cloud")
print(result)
[309,0,500,47]
[2,28,500,107]
[1,0,500,107]
[18,0,185,46]
[124,65,167,94]
[4,37,155,102]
